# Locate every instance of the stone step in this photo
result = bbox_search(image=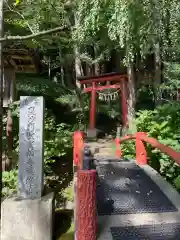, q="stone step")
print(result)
[95,149,113,154]
[87,144,113,150]
[89,148,114,156]
[94,153,114,157]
